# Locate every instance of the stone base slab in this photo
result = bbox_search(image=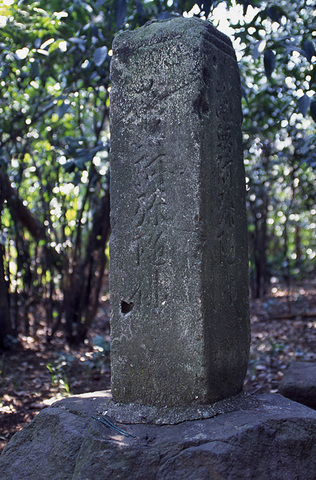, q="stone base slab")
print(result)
[95,390,259,424]
[1,391,316,480]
